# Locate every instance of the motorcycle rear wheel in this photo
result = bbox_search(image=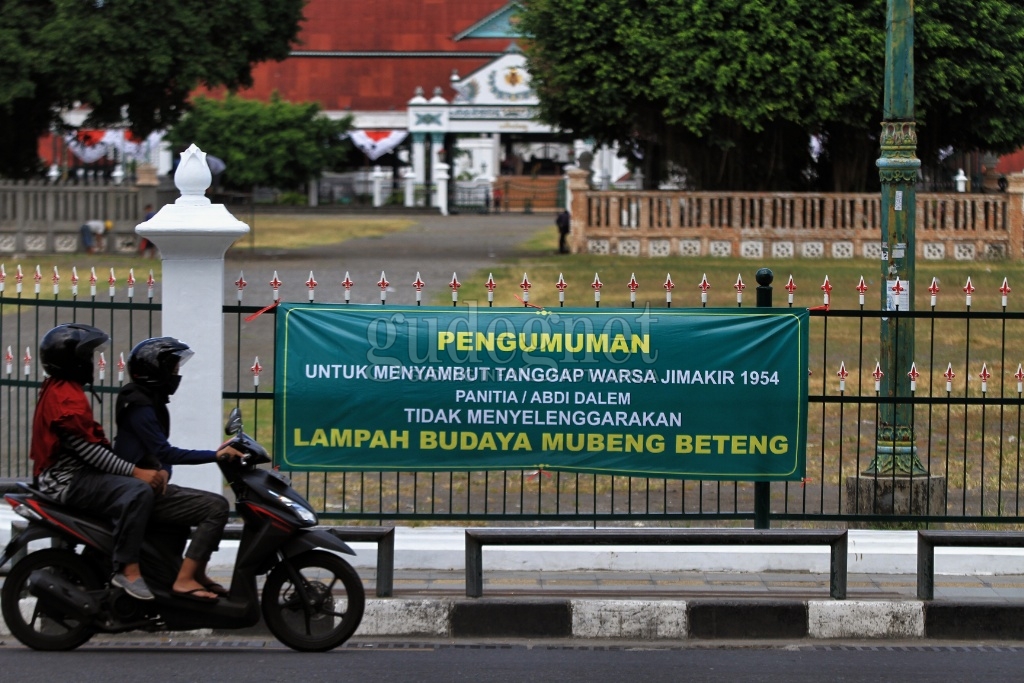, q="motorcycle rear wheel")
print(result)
[1,548,100,651]
[261,549,365,652]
